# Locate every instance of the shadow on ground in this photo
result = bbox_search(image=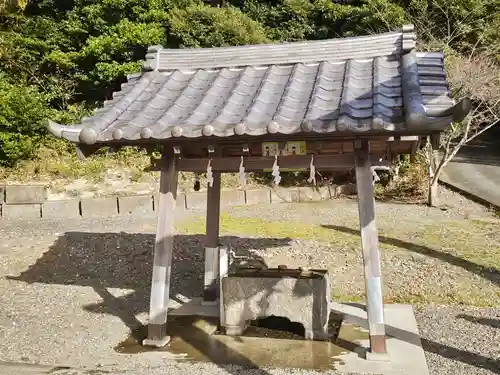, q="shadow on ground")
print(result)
[342,302,500,374]
[7,230,500,373]
[457,314,500,329]
[321,226,500,373]
[321,225,500,287]
[8,232,295,375]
